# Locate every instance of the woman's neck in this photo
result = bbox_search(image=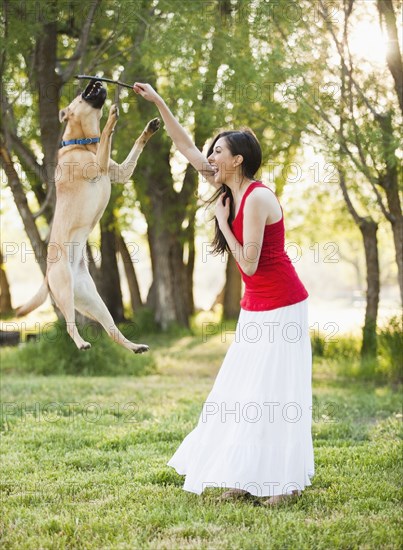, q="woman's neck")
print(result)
[225,177,254,201]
